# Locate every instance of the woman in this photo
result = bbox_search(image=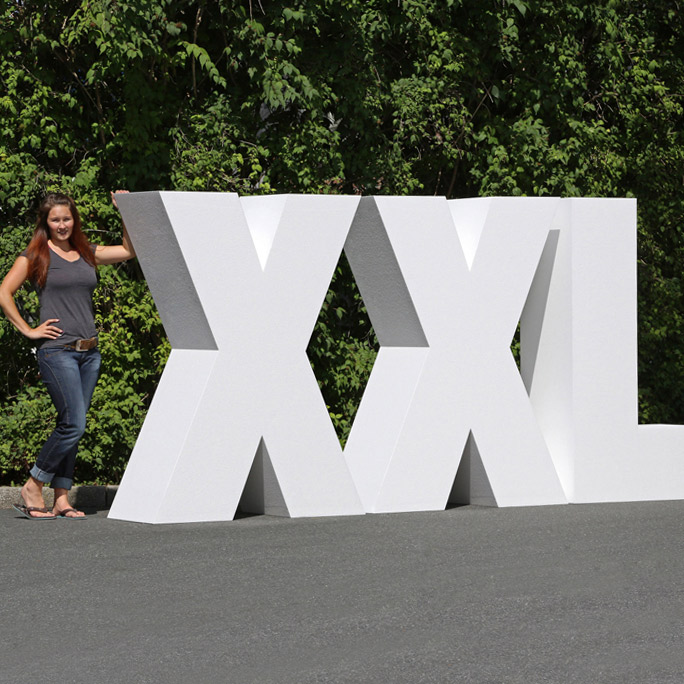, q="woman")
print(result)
[0,191,135,519]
